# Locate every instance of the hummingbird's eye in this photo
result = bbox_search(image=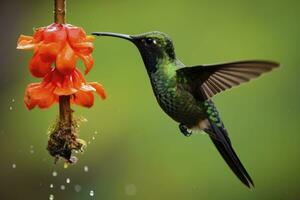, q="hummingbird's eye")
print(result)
[144,38,157,45]
[145,38,153,44]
